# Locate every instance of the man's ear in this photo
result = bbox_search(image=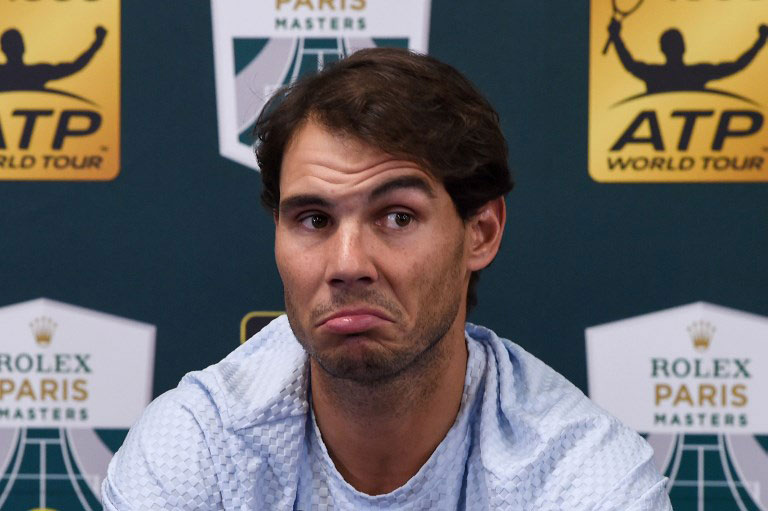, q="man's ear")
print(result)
[466,196,506,272]
[273,209,279,225]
